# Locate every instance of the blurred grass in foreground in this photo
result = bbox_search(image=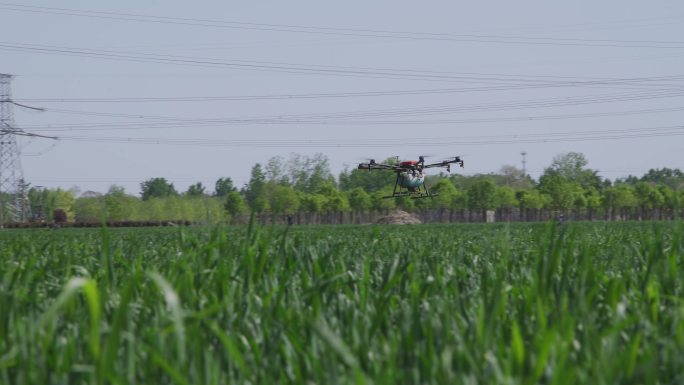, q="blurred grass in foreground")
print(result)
[0,221,682,384]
